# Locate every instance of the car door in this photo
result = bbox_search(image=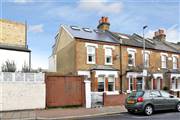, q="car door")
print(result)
[150,90,166,110]
[160,91,176,109]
